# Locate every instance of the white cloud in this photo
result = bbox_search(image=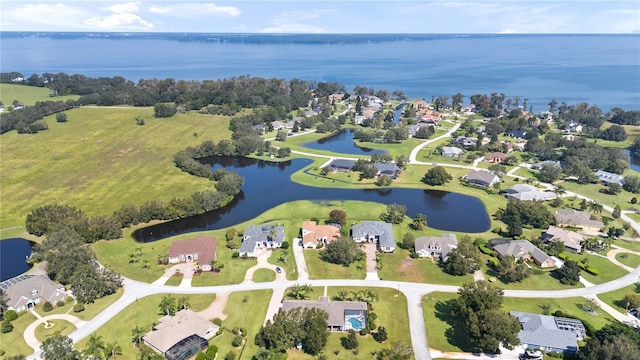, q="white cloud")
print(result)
[104,2,141,14]
[262,23,325,33]
[261,9,332,33]
[149,3,241,17]
[1,3,88,29]
[85,13,154,30]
